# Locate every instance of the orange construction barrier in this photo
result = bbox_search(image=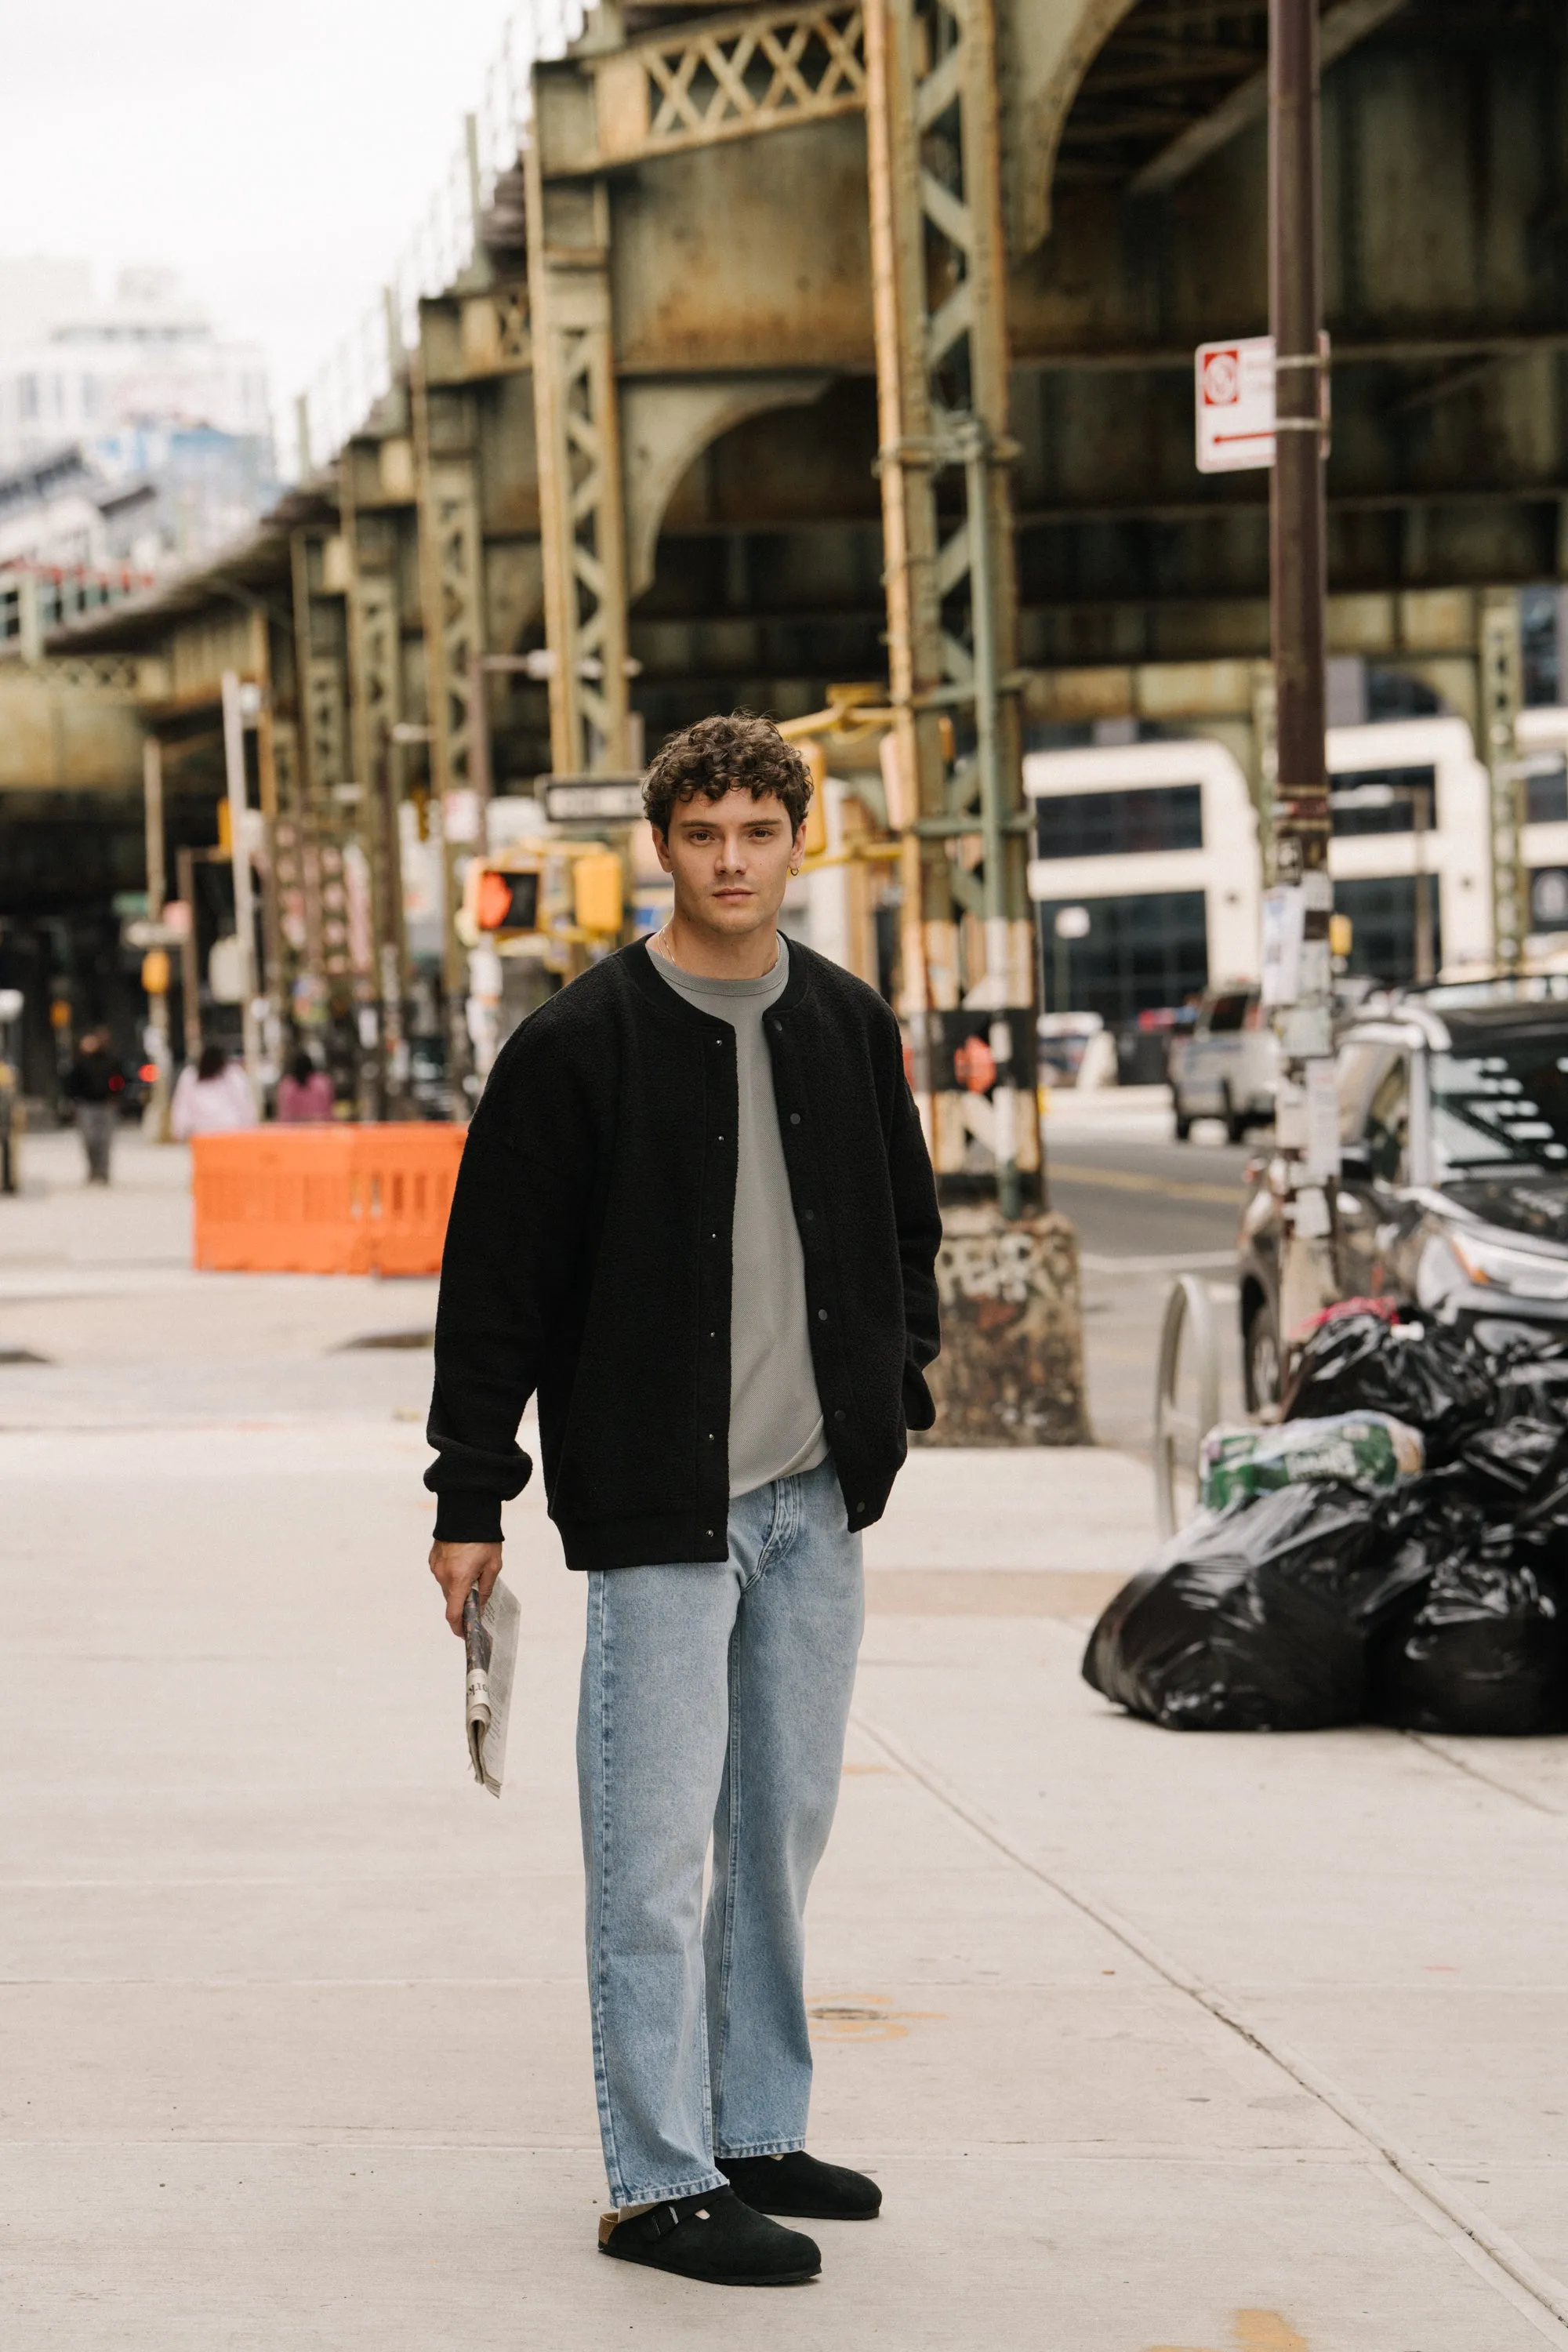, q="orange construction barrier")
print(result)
[191,1123,466,1276]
